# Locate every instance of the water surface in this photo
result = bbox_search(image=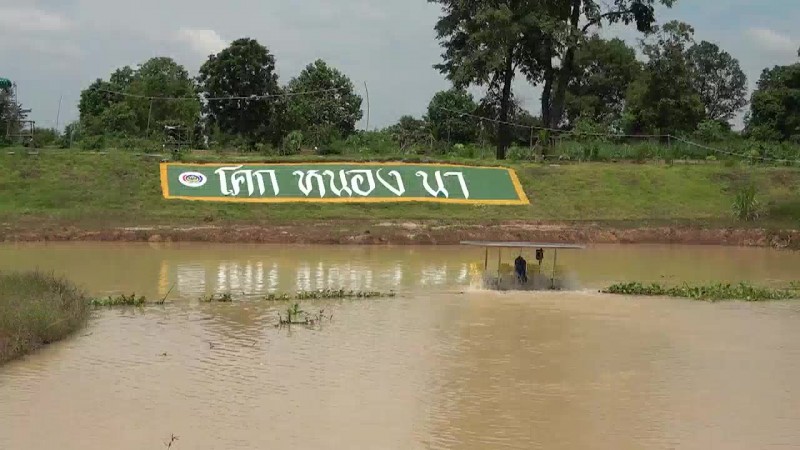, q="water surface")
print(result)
[1,243,799,449]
